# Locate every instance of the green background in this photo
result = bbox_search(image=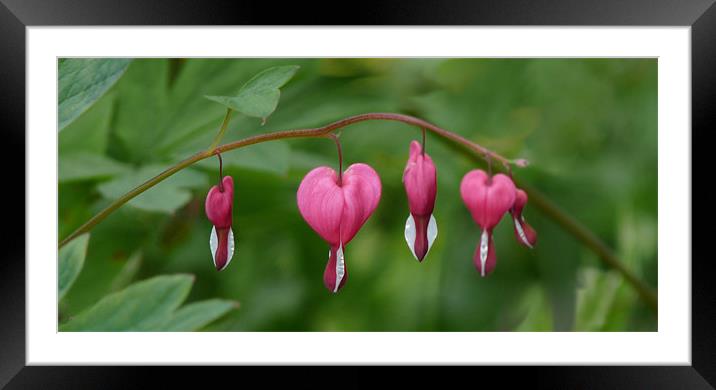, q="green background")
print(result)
[58,58,657,331]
